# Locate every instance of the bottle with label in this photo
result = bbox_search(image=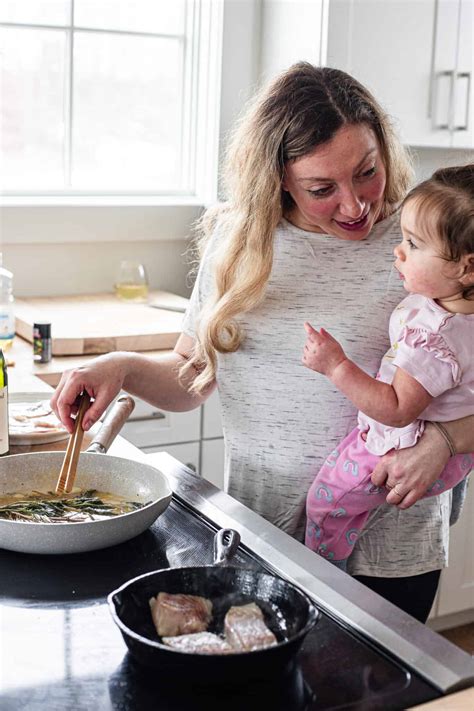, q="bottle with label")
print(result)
[0,349,9,456]
[0,254,15,350]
